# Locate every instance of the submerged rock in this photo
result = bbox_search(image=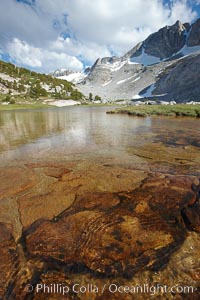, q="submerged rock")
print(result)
[0,223,18,299]
[1,173,200,299]
[24,175,200,278]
